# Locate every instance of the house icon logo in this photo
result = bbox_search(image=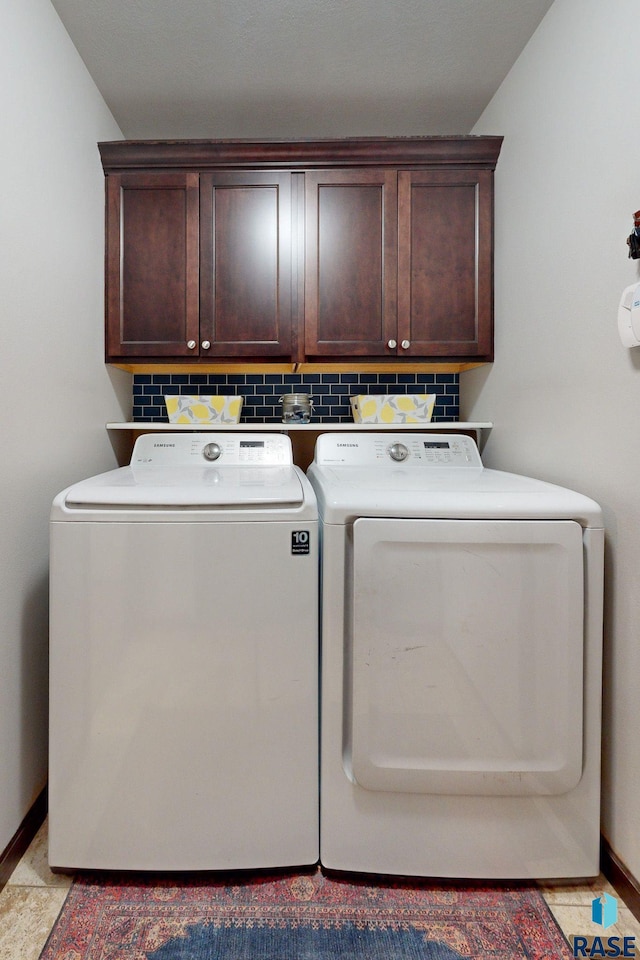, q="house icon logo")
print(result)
[591,893,618,929]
